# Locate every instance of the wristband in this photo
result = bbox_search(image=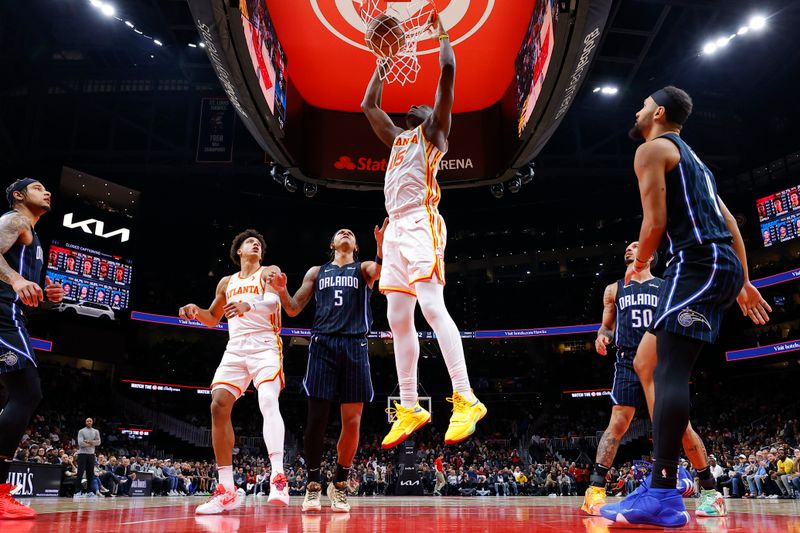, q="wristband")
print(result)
[375,255,383,265]
[438,34,449,40]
